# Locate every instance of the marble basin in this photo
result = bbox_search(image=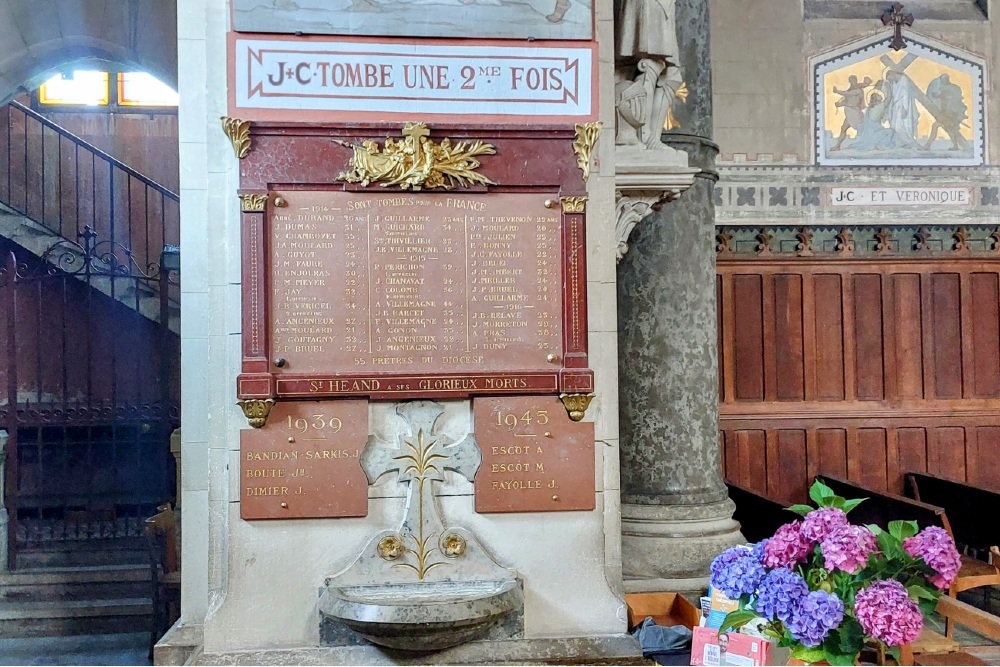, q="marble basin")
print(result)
[319,579,521,651]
